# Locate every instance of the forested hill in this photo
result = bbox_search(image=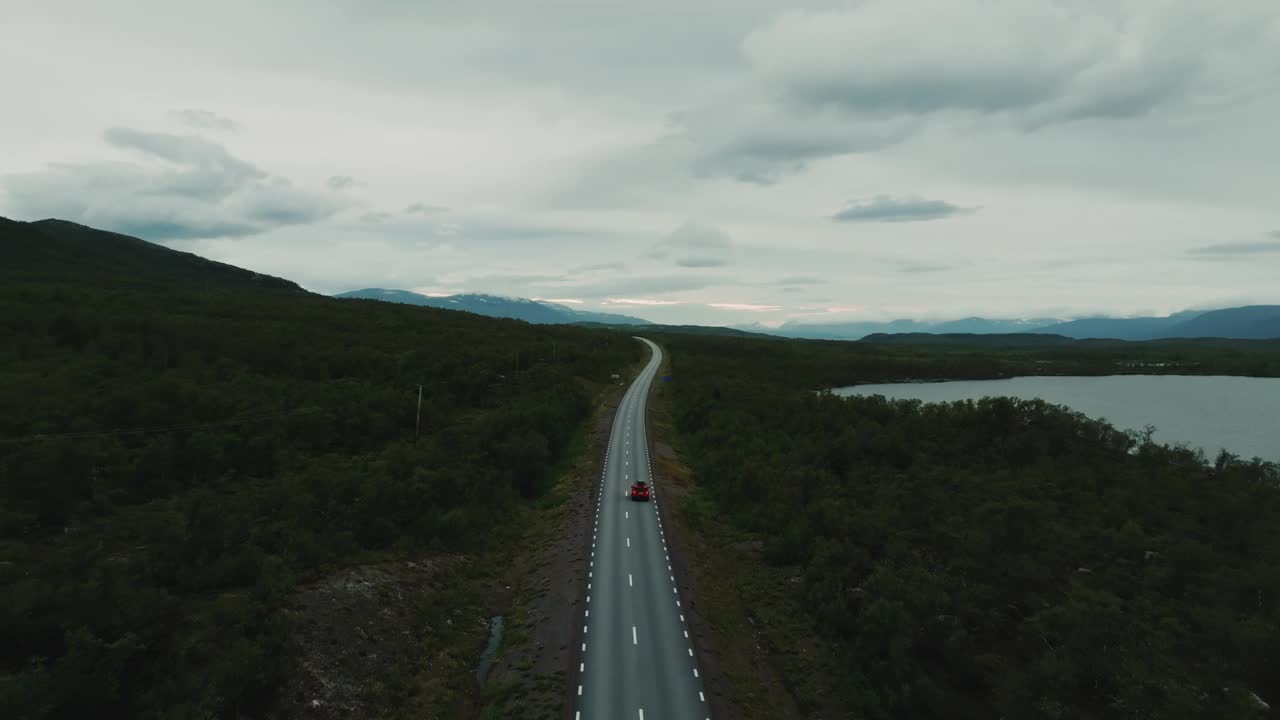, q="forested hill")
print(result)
[0,216,304,291]
[0,224,641,718]
[657,332,1280,718]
